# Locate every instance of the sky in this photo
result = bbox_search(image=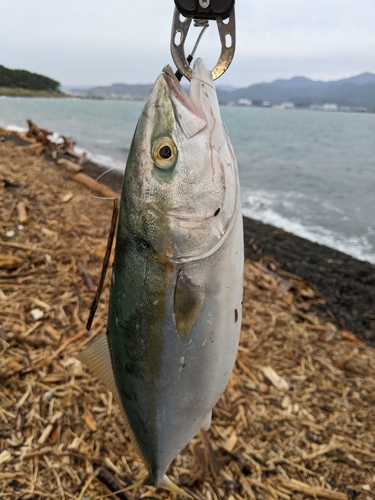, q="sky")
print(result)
[1,0,374,88]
